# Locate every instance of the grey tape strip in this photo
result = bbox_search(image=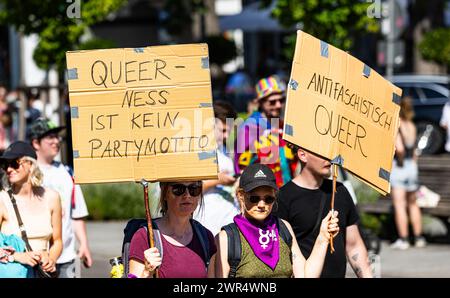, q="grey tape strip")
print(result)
[289,79,299,91]
[363,64,371,78]
[201,57,209,69]
[134,48,144,53]
[392,93,401,105]
[199,102,212,108]
[320,41,329,58]
[73,150,80,159]
[285,124,294,136]
[67,68,78,80]
[331,155,344,166]
[198,150,216,160]
[71,107,79,118]
[379,168,390,181]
